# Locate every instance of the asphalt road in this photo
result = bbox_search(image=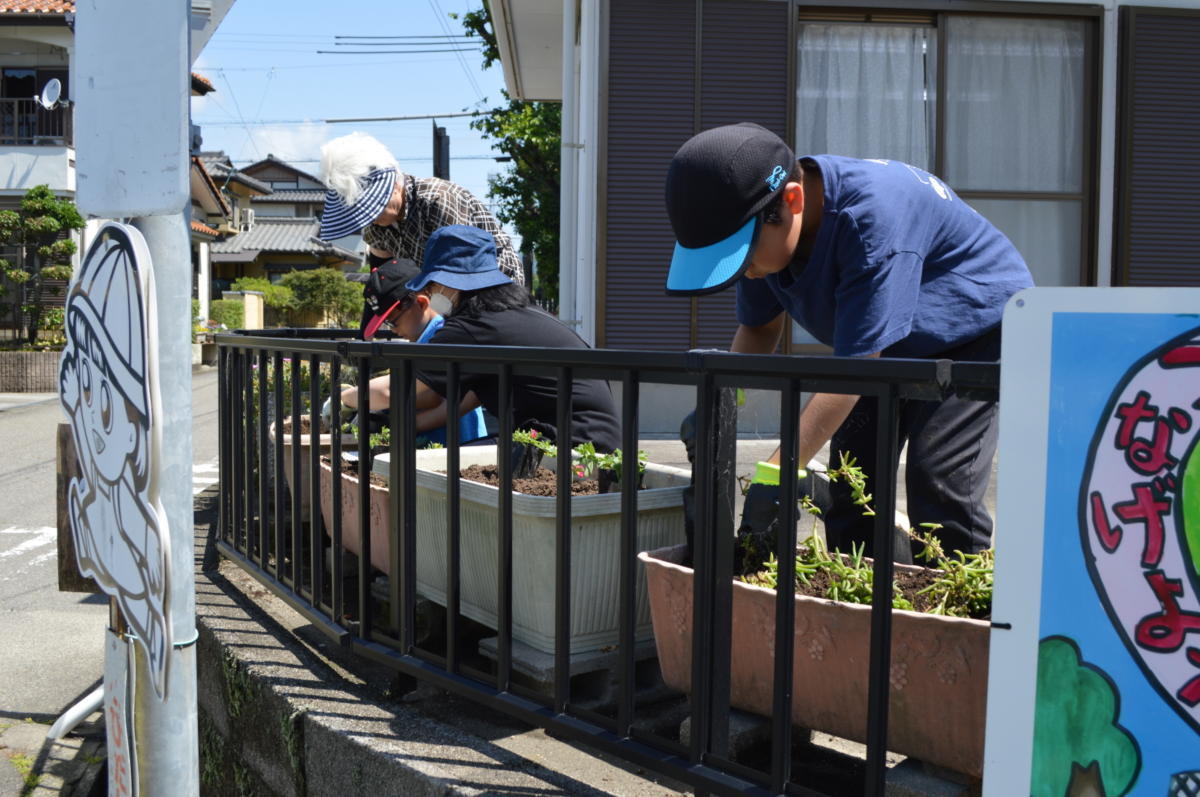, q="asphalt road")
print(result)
[0,366,219,725]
